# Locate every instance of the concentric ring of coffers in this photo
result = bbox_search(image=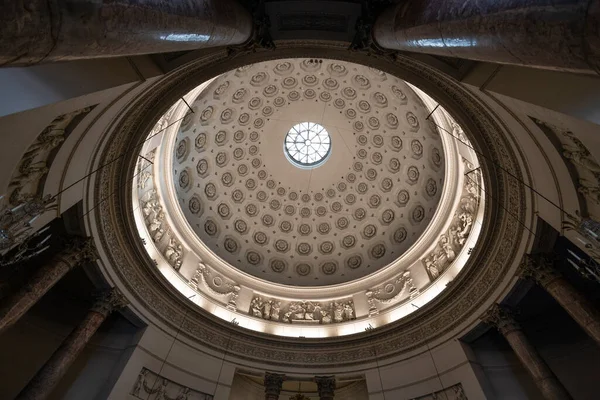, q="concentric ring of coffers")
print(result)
[133,57,484,337]
[170,58,447,286]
